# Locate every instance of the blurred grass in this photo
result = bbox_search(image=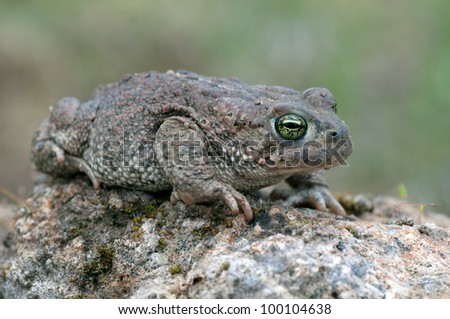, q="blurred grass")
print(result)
[0,0,449,214]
